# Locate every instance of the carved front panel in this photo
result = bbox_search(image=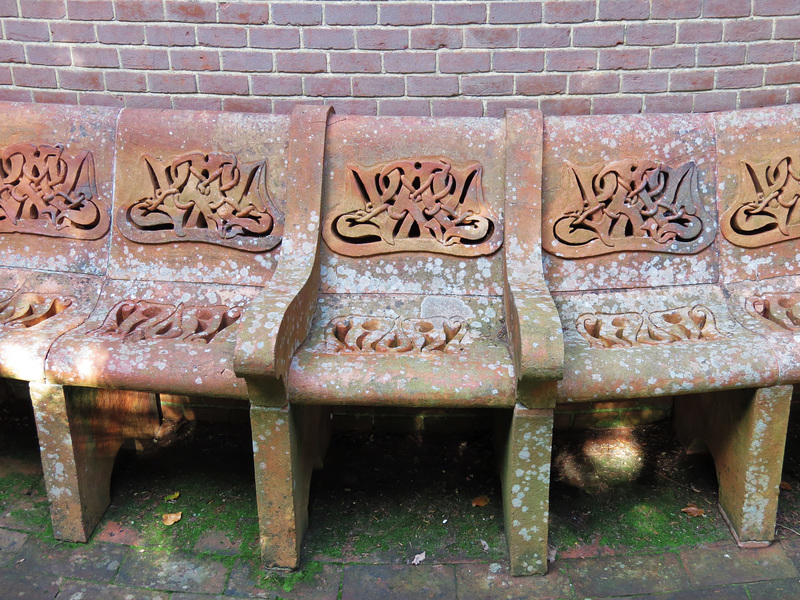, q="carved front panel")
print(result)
[721,156,800,248]
[577,305,722,348]
[117,152,283,251]
[323,157,502,257]
[545,159,713,258]
[89,299,242,343]
[326,315,467,353]
[0,291,73,329]
[0,143,108,239]
[746,294,800,332]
